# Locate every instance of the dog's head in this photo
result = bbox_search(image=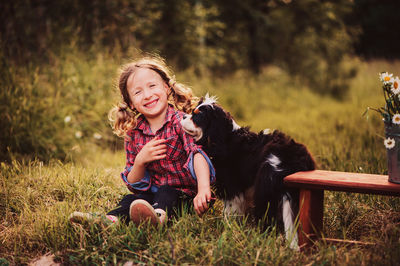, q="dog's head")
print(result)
[181,94,240,155]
